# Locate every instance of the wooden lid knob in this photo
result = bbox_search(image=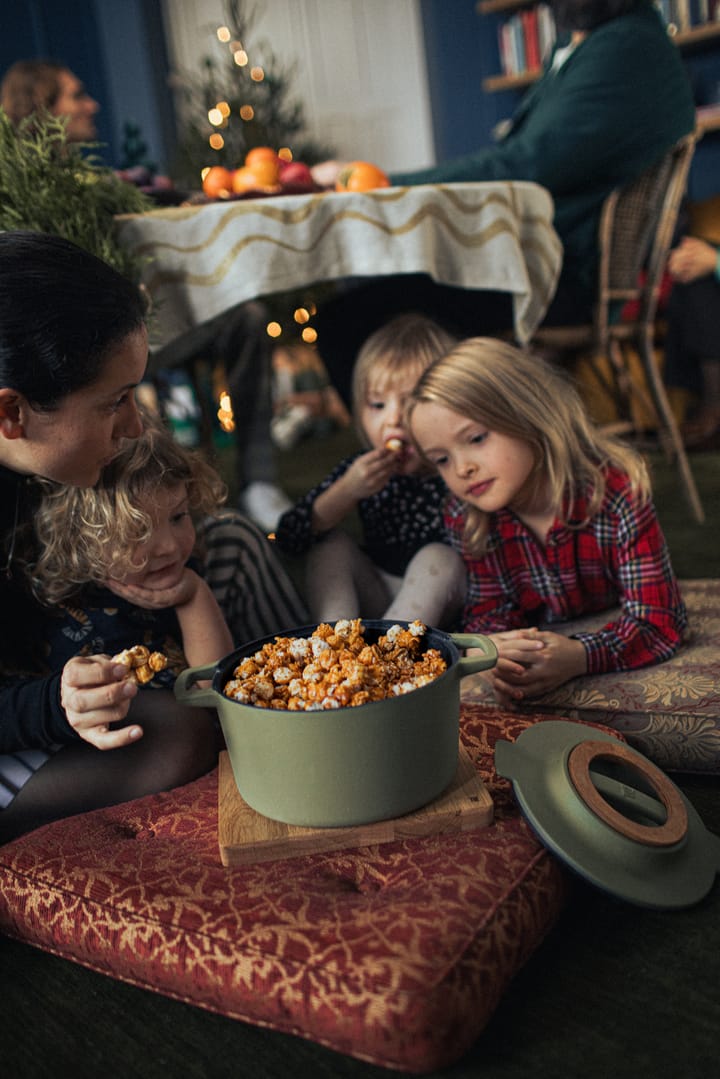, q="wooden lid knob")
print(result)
[566,740,688,847]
